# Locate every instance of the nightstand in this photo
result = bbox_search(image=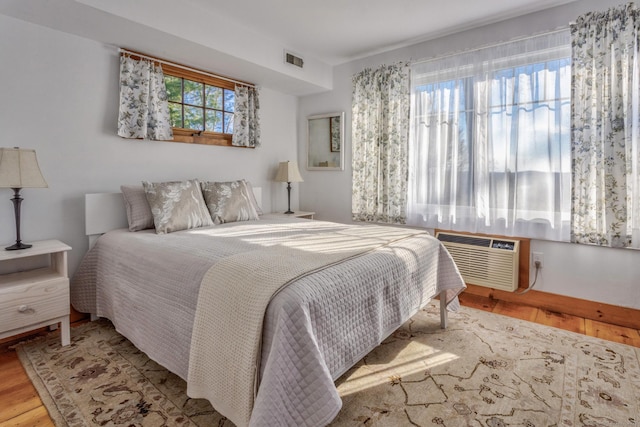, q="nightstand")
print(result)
[265,211,315,220]
[0,240,72,346]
